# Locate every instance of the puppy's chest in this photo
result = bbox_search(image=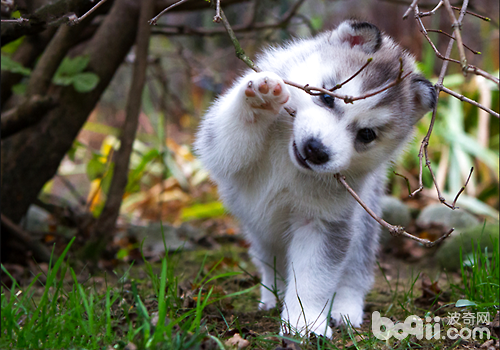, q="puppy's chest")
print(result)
[228,153,351,224]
